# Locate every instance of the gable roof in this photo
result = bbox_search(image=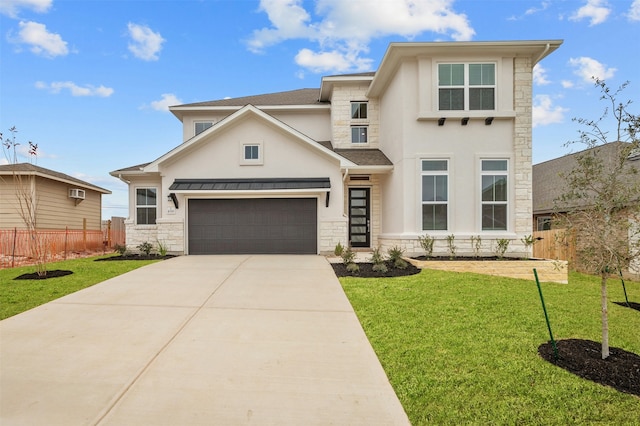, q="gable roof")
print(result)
[175,88,324,108]
[533,142,638,214]
[144,104,355,173]
[0,163,111,194]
